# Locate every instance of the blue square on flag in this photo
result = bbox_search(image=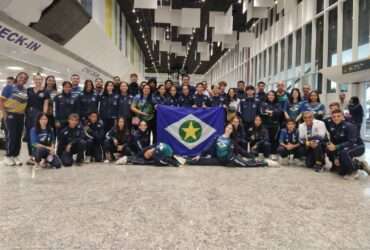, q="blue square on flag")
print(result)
[157,105,225,156]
